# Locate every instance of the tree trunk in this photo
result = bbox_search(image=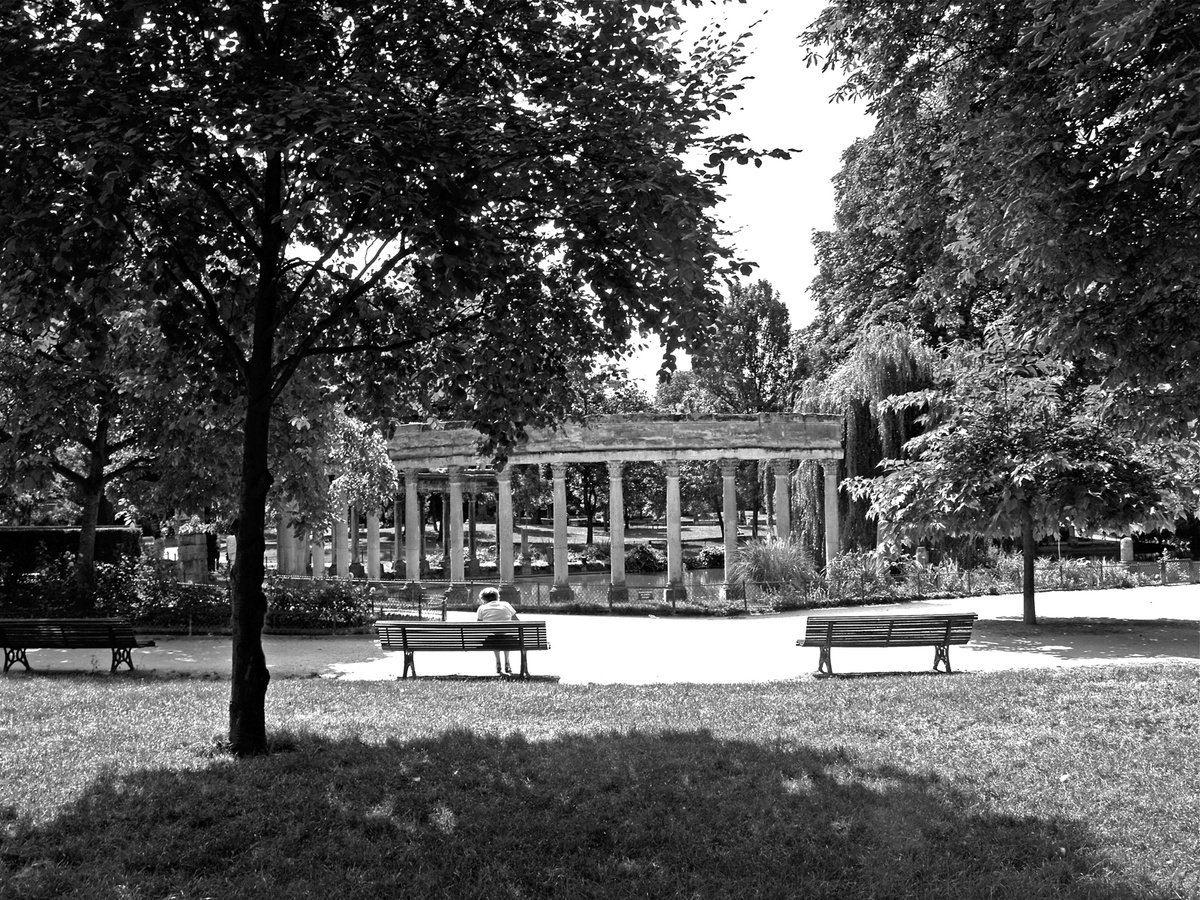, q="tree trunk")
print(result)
[228,149,282,756]
[228,379,272,755]
[75,412,110,605]
[1021,504,1037,625]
